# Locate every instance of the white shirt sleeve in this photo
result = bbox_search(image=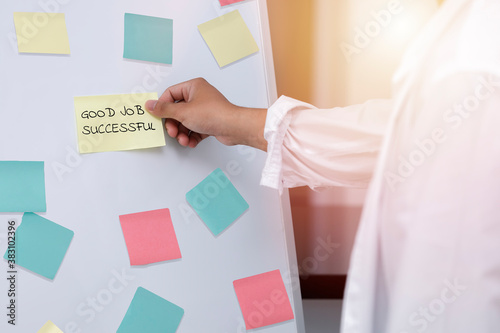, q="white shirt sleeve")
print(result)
[260,96,393,193]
